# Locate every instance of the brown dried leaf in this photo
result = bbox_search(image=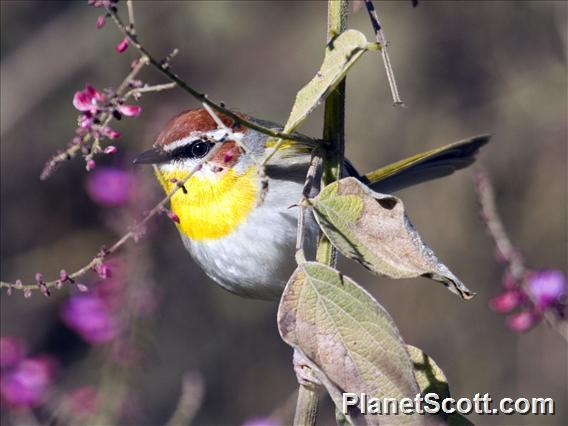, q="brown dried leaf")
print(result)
[310,177,474,299]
